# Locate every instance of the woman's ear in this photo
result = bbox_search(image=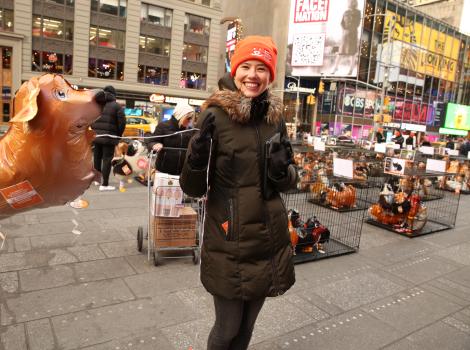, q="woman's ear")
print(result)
[10,77,40,123]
